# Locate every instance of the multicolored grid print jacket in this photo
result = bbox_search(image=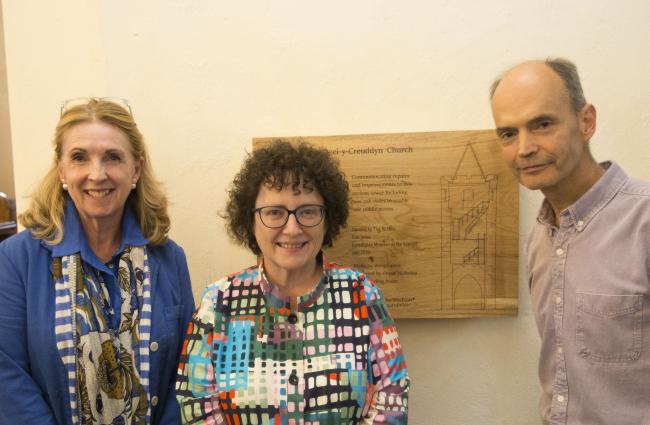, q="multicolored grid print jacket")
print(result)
[176,258,409,424]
